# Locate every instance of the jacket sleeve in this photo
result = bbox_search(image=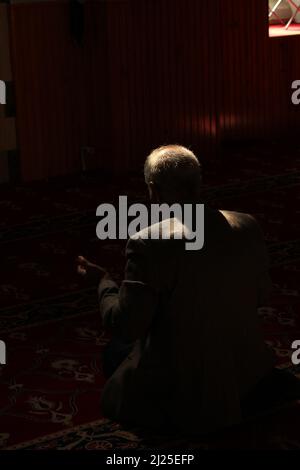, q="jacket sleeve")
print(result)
[98,237,159,342]
[250,216,272,307]
[257,243,272,307]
